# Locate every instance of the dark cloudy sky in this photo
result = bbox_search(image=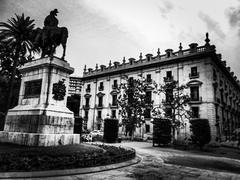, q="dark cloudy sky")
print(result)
[0,0,240,78]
